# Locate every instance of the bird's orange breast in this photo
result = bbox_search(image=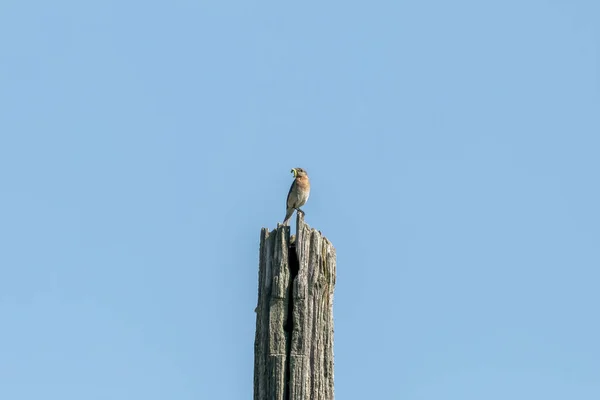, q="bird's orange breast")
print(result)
[295,176,310,191]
